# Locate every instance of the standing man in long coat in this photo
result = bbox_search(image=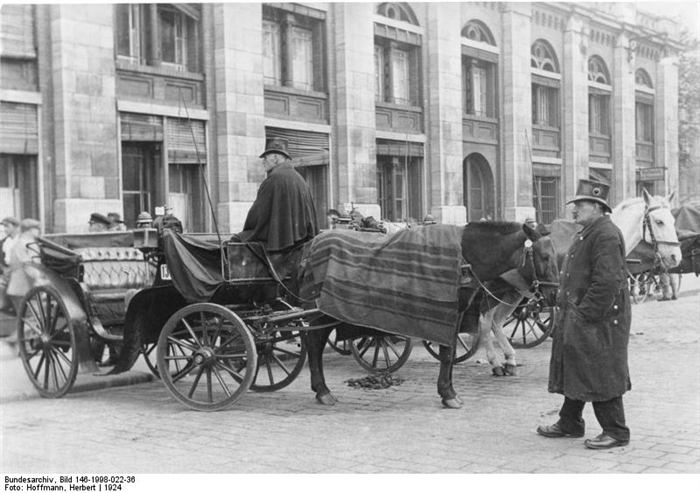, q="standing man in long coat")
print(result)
[237,137,318,252]
[537,180,632,450]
